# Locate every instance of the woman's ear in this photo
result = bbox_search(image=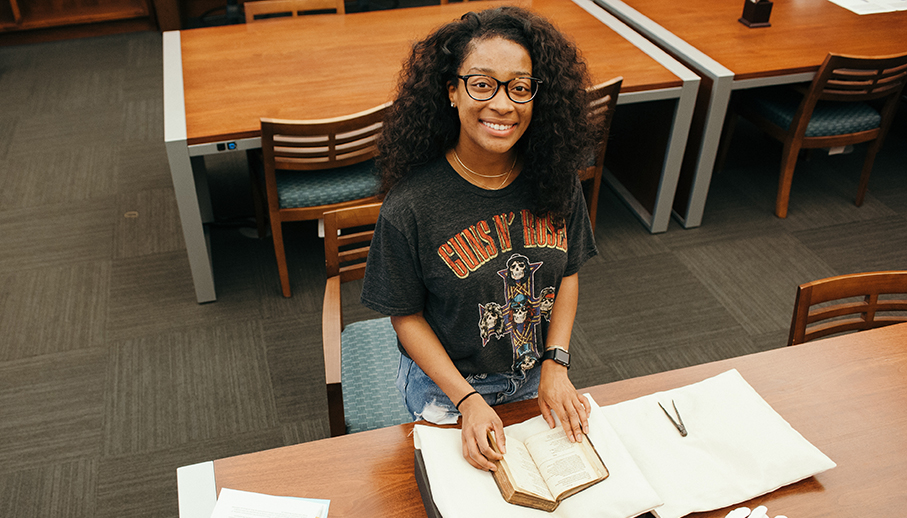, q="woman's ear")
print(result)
[448,81,458,107]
